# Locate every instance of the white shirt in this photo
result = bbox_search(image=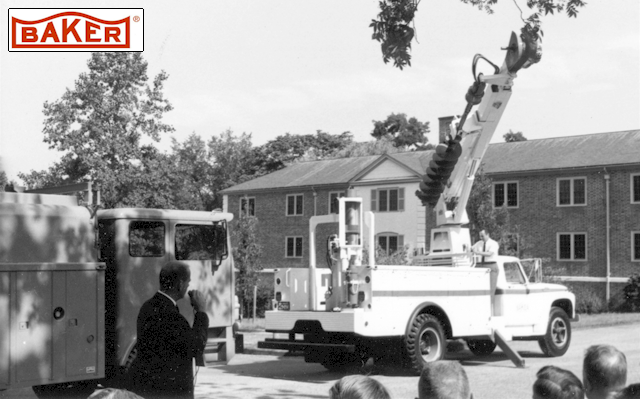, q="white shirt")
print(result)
[158,290,177,307]
[472,238,499,263]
